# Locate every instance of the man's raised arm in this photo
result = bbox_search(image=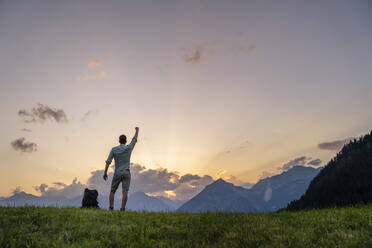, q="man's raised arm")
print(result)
[134,127,139,139]
[128,127,139,149]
